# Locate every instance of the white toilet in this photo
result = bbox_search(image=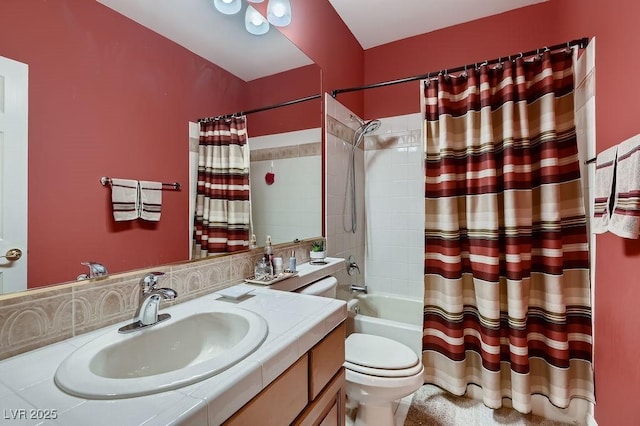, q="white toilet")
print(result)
[297,277,425,426]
